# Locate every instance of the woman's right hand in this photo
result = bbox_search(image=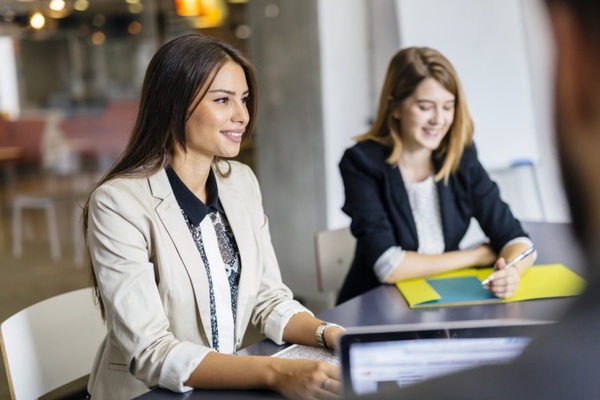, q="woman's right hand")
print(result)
[268,358,341,400]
